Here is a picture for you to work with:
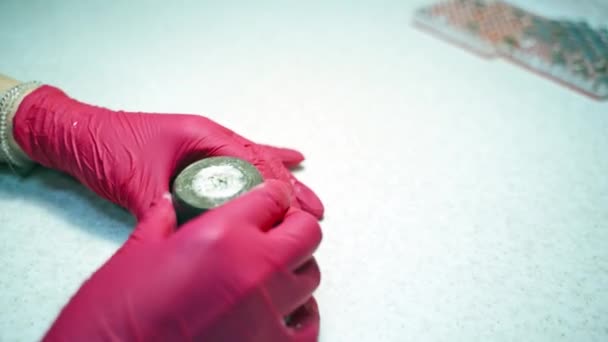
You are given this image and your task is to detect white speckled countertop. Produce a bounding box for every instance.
[1,1,607,341]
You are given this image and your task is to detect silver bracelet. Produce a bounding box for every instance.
[0,81,41,174]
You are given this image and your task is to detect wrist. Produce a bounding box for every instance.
[8,88,40,159]
[0,81,41,173]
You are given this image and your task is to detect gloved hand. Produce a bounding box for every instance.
[44,180,322,342]
[13,85,323,220]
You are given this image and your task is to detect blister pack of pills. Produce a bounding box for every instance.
[414,0,608,99]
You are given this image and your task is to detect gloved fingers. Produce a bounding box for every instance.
[292,177,325,220]
[190,135,279,181]
[285,297,321,342]
[269,208,322,270]
[255,160,303,212]
[125,193,176,247]
[288,259,321,315]
[196,139,272,177]
[255,151,324,219]
[204,179,292,232]
[259,144,305,168]
[271,163,322,218]
[186,116,303,168]
[265,257,321,318]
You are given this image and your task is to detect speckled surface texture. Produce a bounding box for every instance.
[1,1,607,341]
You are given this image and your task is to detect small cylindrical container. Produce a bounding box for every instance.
[172,157,263,224]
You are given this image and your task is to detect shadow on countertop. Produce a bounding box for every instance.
[0,165,134,244]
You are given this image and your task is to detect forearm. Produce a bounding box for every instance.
[0,73,40,165]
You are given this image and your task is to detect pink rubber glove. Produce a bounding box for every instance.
[13,85,323,220]
[44,180,322,341]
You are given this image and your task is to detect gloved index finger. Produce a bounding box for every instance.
[210,179,292,231]
[125,193,177,247]
[259,144,305,168]
[269,208,322,271]
[292,177,325,220]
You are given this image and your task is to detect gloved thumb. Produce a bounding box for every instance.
[126,193,177,247]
